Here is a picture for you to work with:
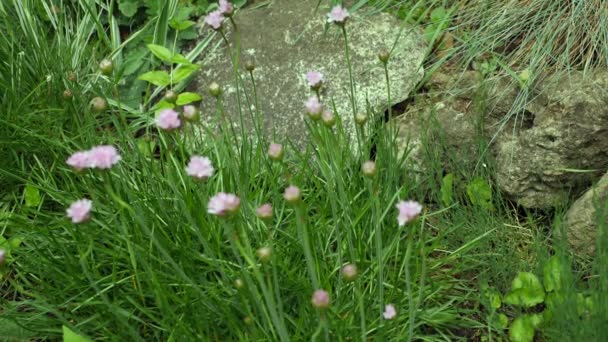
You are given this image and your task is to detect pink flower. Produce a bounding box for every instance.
[321,110,335,127]
[327,5,350,24]
[66,199,92,224]
[268,143,284,161]
[88,145,121,169]
[156,109,181,130]
[256,203,273,220]
[182,105,199,122]
[383,304,397,320]
[341,264,358,282]
[186,156,214,180]
[283,185,301,203]
[218,0,234,16]
[311,289,330,309]
[306,71,323,89]
[305,96,322,119]
[204,10,225,30]
[66,151,91,171]
[208,192,241,216]
[396,200,422,226]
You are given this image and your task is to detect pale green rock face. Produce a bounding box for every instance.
[194,0,426,151]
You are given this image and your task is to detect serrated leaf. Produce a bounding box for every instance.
[171,53,191,65]
[441,173,454,206]
[509,315,536,342]
[118,0,141,18]
[24,185,41,207]
[62,325,90,342]
[147,44,173,63]
[138,70,171,86]
[172,64,199,83]
[543,255,563,292]
[176,92,201,105]
[504,272,545,307]
[122,47,149,76]
[466,177,494,211]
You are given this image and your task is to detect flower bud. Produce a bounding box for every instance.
[256,246,272,263]
[208,82,222,97]
[243,316,254,325]
[355,113,367,126]
[267,143,284,161]
[341,263,358,282]
[182,105,200,122]
[321,110,336,127]
[234,278,245,289]
[283,185,301,203]
[256,204,273,220]
[245,61,256,72]
[311,289,330,309]
[361,161,377,177]
[378,49,390,64]
[99,58,113,75]
[164,90,178,104]
[67,71,77,82]
[90,97,108,113]
[63,89,73,100]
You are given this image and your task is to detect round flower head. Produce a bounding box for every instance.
[396,200,423,226]
[306,71,323,89]
[182,105,200,122]
[361,160,377,177]
[256,246,272,263]
[327,5,350,25]
[156,109,181,131]
[311,289,330,309]
[208,192,241,216]
[66,151,91,171]
[88,145,121,169]
[268,143,284,161]
[66,199,93,224]
[383,304,397,320]
[218,0,234,16]
[283,185,301,203]
[204,10,225,30]
[321,110,335,127]
[256,203,273,220]
[341,263,358,282]
[186,156,214,180]
[305,96,322,120]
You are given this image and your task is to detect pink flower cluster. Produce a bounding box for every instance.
[204,0,233,30]
[66,199,93,223]
[186,156,214,180]
[327,5,350,24]
[396,200,423,226]
[66,145,122,171]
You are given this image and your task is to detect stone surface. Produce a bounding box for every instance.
[396,69,608,209]
[195,0,426,150]
[565,171,608,258]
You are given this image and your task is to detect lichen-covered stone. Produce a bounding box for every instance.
[195,0,426,150]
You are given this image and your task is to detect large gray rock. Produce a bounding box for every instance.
[195,0,426,149]
[565,171,608,258]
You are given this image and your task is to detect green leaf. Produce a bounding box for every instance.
[509,315,536,342]
[138,70,171,87]
[497,313,509,329]
[576,293,595,317]
[153,100,175,111]
[504,272,545,307]
[118,0,141,18]
[136,138,156,157]
[147,44,173,63]
[176,92,202,105]
[62,325,90,342]
[9,237,22,250]
[430,7,447,23]
[24,185,41,207]
[171,64,199,83]
[171,53,191,65]
[466,177,494,211]
[543,255,563,292]
[170,19,195,31]
[440,173,454,206]
[122,47,149,76]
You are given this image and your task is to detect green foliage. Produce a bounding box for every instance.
[62,326,90,342]
[503,272,545,307]
[440,173,454,206]
[466,177,494,211]
[509,314,542,342]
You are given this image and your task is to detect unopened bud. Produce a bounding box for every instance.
[182,105,200,122]
[243,316,254,325]
[256,204,273,220]
[63,89,73,100]
[256,246,272,263]
[164,90,178,104]
[234,278,245,289]
[99,59,113,75]
[361,161,377,177]
[378,49,390,64]
[67,71,77,82]
[245,61,256,72]
[267,143,284,161]
[208,82,222,97]
[321,110,336,127]
[311,289,330,309]
[355,113,367,126]
[341,263,358,282]
[90,97,108,113]
[283,185,301,203]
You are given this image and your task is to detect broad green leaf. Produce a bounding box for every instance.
[466,177,494,211]
[147,44,173,63]
[497,314,509,329]
[153,100,175,111]
[170,19,195,31]
[440,173,454,206]
[62,325,90,342]
[430,7,447,23]
[138,71,171,87]
[136,138,156,157]
[24,185,41,207]
[122,47,149,76]
[9,237,22,249]
[118,0,141,18]
[171,53,191,65]
[545,291,564,310]
[172,64,200,83]
[509,315,536,342]
[504,272,545,307]
[576,293,595,317]
[176,92,202,105]
[543,255,563,292]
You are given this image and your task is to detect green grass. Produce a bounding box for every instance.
[1,0,607,341]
